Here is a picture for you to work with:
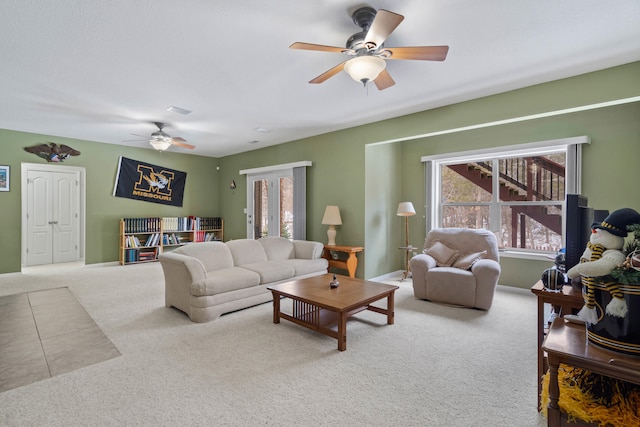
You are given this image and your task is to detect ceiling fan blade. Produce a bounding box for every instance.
[309,61,346,84]
[122,139,146,142]
[290,42,351,54]
[383,46,449,61]
[374,69,395,90]
[364,9,404,49]
[171,137,195,150]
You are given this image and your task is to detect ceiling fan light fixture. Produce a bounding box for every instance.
[149,137,172,151]
[344,55,386,85]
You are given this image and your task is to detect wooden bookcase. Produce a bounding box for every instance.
[119,216,224,265]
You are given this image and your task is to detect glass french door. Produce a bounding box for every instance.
[247,172,293,239]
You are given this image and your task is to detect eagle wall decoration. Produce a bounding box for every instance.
[24,142,81,162]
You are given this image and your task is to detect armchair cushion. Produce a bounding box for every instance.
[424,240,459,266]
[453,250,487,270]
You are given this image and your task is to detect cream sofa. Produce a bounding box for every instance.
[159,237,328,322]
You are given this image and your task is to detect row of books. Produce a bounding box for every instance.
[162,231,222,245]
[193,231,223,243]
[163,233,189,246]
[162,216,223,232]
[123,217,161,233]
[123,217,223,233]
[192,217,223,231]
[124,233,161,248]
[124,248,157,263]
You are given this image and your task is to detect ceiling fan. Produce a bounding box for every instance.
[126,122,195,151]
[290,6,449,90]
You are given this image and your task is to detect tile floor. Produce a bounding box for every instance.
[0,287,120,393]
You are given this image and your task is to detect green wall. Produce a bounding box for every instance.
[1,61,639,289]
[0,130,220,273]
[365,142,403,278]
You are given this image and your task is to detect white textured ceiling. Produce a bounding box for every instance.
[2,0,639,157]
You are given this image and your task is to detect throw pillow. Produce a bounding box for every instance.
[424,240,459,266]
[453,250,487,270]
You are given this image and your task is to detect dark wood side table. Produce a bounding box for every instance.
[322,245,364,278]
[531,281,584,410]
[542,319,640,427]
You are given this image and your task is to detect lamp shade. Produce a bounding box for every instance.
[343,56,386,84]
[322,205,342,225]
[397,202,416,217]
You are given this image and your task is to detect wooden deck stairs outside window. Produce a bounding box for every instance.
[447,156,564,249]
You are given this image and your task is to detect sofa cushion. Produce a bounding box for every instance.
[258,237,295,260]
[173,241,234,272]
[239,261,295,284]
[424,240,459,267]
[226,239,268,265]
[280,258,328,276]
[190,267,260,296]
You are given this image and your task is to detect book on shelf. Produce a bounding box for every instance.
[144,233,160,247]
[158,216,222,232]
[195,217,222,230]
[162,217,179,232]
[204,232,222,241]
[121,216,223,265]
[137,250,157,261]
[125,235,142,248]
[123,217,161,233]
[125,248,138,263]
[161,233,185,245]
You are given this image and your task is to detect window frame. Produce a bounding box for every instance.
[421,136,589,257]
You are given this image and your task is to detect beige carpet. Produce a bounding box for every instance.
[0,262,546,426]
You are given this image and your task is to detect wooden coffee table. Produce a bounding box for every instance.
[267,273,399,351]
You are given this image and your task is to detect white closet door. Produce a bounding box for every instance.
[26,170,79,266]
[52,171,79,263]
[26,170,54,266]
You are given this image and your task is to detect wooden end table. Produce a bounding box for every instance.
[542,318,640,427]
[322,245,364,278]
[267,273,398,351]
[531,280,584,410]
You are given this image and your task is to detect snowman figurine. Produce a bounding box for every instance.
[565,208,640,324]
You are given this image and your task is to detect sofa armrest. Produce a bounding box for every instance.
[159,252,207,287]
[292,240,324,260]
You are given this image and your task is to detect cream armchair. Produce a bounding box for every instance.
[409,228,501,310]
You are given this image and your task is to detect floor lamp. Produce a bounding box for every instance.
[397,202,416,281]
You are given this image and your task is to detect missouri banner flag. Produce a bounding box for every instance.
[113,157,187,207]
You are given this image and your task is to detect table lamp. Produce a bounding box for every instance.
[322,205,342,246]
[397,202,416,280]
